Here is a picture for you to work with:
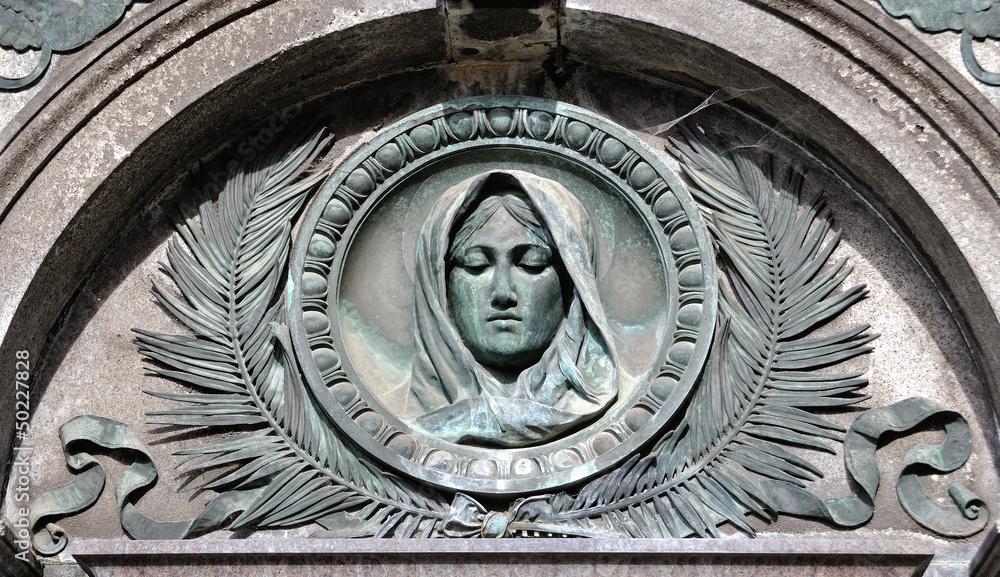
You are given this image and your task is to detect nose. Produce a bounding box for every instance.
[490,265,517,309]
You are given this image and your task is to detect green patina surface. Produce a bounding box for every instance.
[0,0,137,89]
[879,0,1000,84]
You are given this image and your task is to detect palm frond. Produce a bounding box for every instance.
[549,125,874,537]
[137,126,451,535]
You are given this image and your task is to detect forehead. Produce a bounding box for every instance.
[464,206,548,250]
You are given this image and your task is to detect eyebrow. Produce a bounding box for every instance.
[462,241,552,253]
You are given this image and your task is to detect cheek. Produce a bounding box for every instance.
[448,272,488,329]
[518,271,564,328]
[543,274,564,310]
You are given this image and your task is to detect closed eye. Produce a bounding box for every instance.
[518,262,548,274]
[452,248,491,274]
[459,262,489,274]
[517,245,552,273]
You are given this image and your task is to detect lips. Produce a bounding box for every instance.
[486,311,521,322]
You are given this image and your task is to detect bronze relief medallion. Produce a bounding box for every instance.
[288,97,717,494]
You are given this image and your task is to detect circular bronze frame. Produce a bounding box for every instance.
[288,97,717,494]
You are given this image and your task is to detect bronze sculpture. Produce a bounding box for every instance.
[406,170,619,446]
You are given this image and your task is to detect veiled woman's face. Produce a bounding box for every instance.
[448,206,565,370]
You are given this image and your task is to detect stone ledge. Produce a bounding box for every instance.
[69,538,935,576]
[971,522,1000,577]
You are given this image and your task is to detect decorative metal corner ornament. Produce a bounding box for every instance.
[30,98,990,553]
[877,0,1000,85]
[0,0,136,90]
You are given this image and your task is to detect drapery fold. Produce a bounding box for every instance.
[407,170,618,445]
